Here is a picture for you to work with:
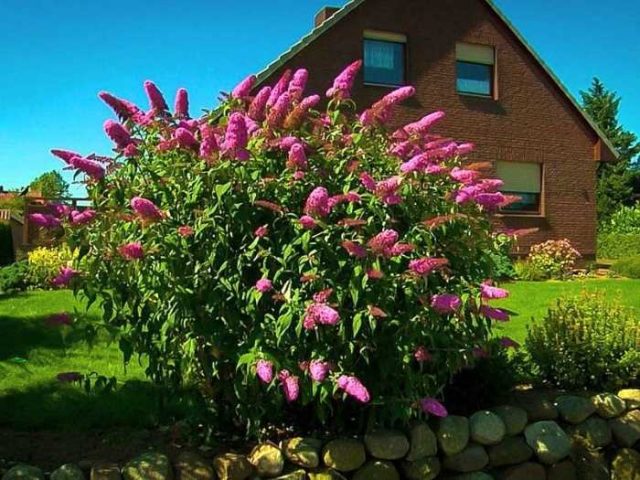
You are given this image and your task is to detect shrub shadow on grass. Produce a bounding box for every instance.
[0,379,203,431]
[0,313,94,361]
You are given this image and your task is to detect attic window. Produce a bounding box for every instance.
[363,30,407,87]
[456,43,495,97]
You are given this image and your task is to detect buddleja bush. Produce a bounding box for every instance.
[46,61,520,432]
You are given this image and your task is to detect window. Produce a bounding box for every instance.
[456,43,495,97]
[496,161,542,214]
[363,31,406,86]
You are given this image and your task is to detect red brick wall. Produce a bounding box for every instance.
[260,0,599,257]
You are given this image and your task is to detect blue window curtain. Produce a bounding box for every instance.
[364,39,405,86]
[456,62,492,96]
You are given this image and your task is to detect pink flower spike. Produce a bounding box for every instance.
[51,149,82,164]
[173,88,189,118]
[409,258,449,276]
[267,69,292,108]
[256,360,274,384]
[304,187,331,218]
[69,156,106,180]
[231,74,256,99]
[278,370,300,403]
[248,86,272,121]
[287,143,308,171]
[288,68,309,100]
[480,281,509,300]
[431,294,461,314]
[401,111,446,136]
[309,360,331,383]
[70,209,96,226]
[342,240,367,258]
[98,91,141,121]
[326,60,362,99]
[420,397,448,417]
[174,127,198,149]
[254,225,268,238]
[450,167,480,185]
[366,268,384,280]
[103,120,133,149]
[310,303,340,326]
[480,305,510,322]
[299,215,317,230]
[367,229,399,256]
[28,213,61,229]
[266,92,292,129]
[119,242,144,261]
[500,337,520,350]
[144,80,168,112]
[222,112,249,160]
[178,225,194,237]
[255,278,273,293]
[414,346,432,363]
[51,266,78,288]
[337,375,370,403]
[130,197,163,222]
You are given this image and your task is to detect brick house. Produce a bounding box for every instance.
[254,0,618,258]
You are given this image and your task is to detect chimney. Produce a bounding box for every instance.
[314,6,340,28]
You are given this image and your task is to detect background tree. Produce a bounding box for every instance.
[29,171,69,199]
[580,78,640,222]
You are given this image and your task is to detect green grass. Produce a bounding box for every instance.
[493,278,640,344]
[0,290,197,430]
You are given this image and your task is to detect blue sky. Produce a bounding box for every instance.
[1,0,638,195]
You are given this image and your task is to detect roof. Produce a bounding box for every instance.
[254,0,619,160]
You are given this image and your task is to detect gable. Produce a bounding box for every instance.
[254,0,618,161]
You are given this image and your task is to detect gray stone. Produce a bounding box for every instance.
[610,410,640,447]
[401,457,440,480]
[213,453,252,480]
[352,461,399,480]
[555,395,596,424]
[570,416,612,448]
[308,469,347,480]
[174,452,214,480]
[437,415,470,456]
[442,444,489,473]
[548,460,577,480]
[281,437,322,468]
[364,430,410,460]
[592,393,627,418]
[524,420,571,465]
[619,389,640,409]
[272,470,307,480]
[500,462,546,480]
[487,436,533,467]
[611,448,640,480]
[122,452,172,480]
[450,474,494,480]
[513,391,558,421]
[2,465,44,480]
[248,443,284,477]
[90,463,121,480]
[322,439,366,472]
[51,464,85,480]
[469,411,506,445]
[491,405,528,436]
[406,423,438,461]
[571,436,610,480]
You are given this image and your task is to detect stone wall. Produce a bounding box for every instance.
[2,389,639,480]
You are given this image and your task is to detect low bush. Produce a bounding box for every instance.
[488,236,517,280]
[526,293,640,391]
[527,239,580,279]
[0,223,14,266]
[513,259,546,281]
[0,260,32,294]
[602,203,640,234]
[597,232,640,260]
[27,245,76,288]
[611,256,640,279]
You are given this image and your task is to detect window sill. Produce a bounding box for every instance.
[495,212,546,219]
[364,82,405,89]
[458,92,496,100]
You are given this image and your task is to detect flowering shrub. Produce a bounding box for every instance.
[27,245,77,287]
[526,239,580,280]
[51,62,517,432]
[526,293,640,390]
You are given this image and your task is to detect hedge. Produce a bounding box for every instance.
[611,256,640,279]
[597,232,640,260]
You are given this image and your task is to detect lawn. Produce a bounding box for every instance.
[493,278,640,344]
[0,290,195,430]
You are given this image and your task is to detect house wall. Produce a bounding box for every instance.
[259,0,599,257]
